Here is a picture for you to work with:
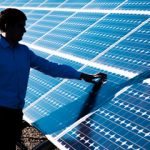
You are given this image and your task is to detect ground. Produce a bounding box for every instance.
[16,122,58,150]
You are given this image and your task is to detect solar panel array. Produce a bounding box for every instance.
[0,0,150,149]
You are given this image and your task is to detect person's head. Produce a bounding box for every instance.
[0,8,27,46]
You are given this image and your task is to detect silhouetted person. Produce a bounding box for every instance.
[0,8,106,150]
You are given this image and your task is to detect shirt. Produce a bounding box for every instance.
[0,35,81,109]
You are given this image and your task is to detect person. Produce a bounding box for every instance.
[0,8,107,150]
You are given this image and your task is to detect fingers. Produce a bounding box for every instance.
[94,73,107,81]
[80,72,107,83]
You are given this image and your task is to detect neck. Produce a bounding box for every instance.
[1,32,18,48]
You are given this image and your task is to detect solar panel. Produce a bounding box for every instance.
[0,0,149,149]
[57,72,150,149]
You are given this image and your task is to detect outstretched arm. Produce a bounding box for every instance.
[29,49,107,82]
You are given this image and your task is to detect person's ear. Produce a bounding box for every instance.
[3,23,12,32]
[4,24,6,32]
[1,23,7,32]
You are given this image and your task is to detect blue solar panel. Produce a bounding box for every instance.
[58,81,150,150]
[0,0,149,149]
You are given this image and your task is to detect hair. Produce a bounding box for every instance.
[0,8,27,32]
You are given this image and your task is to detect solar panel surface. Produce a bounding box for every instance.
[0,0,149,149]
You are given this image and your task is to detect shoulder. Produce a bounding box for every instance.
[18,43,30,51]
[18,43,34,55]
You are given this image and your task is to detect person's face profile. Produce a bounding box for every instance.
[6,20,26,43]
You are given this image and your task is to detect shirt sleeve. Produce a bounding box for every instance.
[29,50,81,79]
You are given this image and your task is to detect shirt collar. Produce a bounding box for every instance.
[0,35,10,48]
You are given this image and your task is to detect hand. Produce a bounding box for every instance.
[80,72,107,83]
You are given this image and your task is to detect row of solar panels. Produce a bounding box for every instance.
[24,2,150,148]
[0,0,150,149]
[24,14,149,72]
[0,0,150,10]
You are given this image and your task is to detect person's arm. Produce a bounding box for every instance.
[29,50,107,82]
[29,50,81,79]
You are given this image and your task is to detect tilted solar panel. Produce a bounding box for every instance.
[57,72,150,149]
[0,0,149,149]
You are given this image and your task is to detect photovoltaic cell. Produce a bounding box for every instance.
[0,0,149,149]
[121,0,150,11]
